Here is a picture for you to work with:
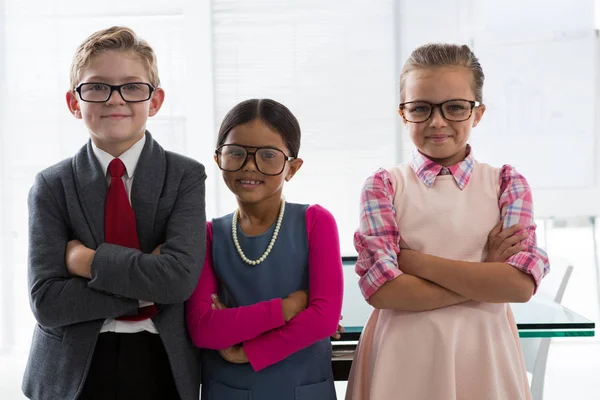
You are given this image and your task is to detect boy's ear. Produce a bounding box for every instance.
[66,90,82,119]
[148,88,165,117]
[397,109,408,125]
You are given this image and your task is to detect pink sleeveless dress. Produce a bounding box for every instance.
[346,162,532,400]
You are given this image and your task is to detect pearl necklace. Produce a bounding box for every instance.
[232,200,285,266]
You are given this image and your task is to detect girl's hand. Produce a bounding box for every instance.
[213,290,309,322]
[211,294,226,310]
[396,249,421,275]
[331,315,344,340]
[485,222,528,263]
[218,345,249,364]
[281,290,309,322]
[210,297,250,363]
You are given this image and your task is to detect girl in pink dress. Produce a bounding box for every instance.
[345,43,550,400]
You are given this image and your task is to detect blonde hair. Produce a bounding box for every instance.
[399,43,484,102]
[69,26,160,90]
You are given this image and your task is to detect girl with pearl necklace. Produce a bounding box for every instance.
[186,99,344,400]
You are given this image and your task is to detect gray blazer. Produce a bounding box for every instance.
[22,132,206,400]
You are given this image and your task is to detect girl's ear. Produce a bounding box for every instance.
[472,104,486,127]
[285,158,303,181]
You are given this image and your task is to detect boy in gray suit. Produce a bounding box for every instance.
[22,26,206,400]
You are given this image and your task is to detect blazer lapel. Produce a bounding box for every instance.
[131,131,166,253]
[72,141,107,248]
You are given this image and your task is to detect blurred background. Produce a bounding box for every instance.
[1,0,600,398]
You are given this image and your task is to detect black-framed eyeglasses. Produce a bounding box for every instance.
[215,144,295,176]
[399,99,481,123]
[75,82,155,103]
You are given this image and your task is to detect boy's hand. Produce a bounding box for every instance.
[282,290,309,322]
[218,345,249,364]
[151,244,162,255]
[65,240,95,279]
[486,222,528,263]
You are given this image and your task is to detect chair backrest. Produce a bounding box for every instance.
[522,260,573,371]
[538,256,574,303]
[521,259,574,400]
[554,264,573,303]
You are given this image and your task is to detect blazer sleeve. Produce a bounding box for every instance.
[88,161,207,304]
[27,172,139,329]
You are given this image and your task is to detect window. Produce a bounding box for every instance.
[0,0,216,353]
[211,0,399,254]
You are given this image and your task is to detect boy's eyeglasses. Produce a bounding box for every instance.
[399,99,481,123]
[75,82,155,103]
[215,144,295,176]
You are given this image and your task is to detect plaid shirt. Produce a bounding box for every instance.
[354,146,550,300]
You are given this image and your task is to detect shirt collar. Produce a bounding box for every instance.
[91,134,147,178]
[409,144,474,190]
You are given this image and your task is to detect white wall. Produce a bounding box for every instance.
[1,1,600,399]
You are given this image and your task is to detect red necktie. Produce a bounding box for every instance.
[105,158,157,321]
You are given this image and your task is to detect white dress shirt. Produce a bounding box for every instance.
[92,134,158,334]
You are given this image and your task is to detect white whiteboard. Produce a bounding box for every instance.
[471,30,597,190]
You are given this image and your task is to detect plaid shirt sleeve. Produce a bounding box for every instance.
[353,168,403,300]
[499,165,550,292]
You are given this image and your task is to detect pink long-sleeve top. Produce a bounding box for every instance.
[185,204,344,372]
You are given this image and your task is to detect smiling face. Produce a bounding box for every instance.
[400,66,485,166]
[216,118,303,206]
[66,50,164,156]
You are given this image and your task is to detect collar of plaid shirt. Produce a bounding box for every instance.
[409,144,475,190]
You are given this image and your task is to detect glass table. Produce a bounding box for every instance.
[337,293,595,341]
[331,292,595,380]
